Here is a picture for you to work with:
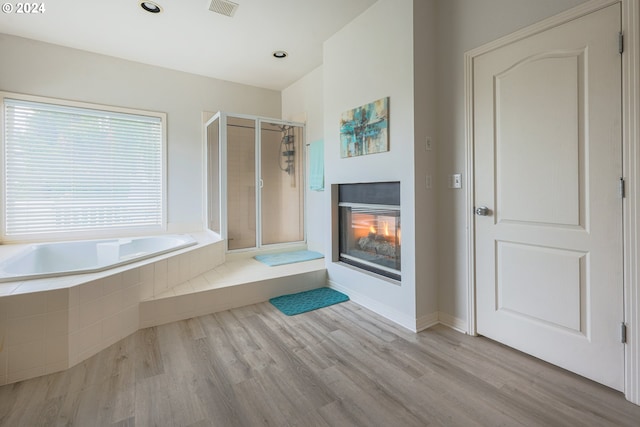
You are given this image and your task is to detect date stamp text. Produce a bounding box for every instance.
[2,3,46,13]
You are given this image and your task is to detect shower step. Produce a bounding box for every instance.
[139,256,326,328]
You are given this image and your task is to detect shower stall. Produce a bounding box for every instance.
[205,113,305,252]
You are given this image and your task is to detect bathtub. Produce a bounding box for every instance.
[0,234,197,282]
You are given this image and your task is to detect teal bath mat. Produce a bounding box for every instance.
[254,250,323,267]
[269,288,349,316]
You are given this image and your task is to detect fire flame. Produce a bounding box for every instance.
[383,221,389,236]
[369,225,376,234]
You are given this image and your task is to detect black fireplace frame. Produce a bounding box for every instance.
[338,182,401,281]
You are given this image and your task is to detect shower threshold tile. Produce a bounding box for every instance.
[150,257,325,300]
[189,276,210,291]
[171,282,194,296]
[0,282,20,296]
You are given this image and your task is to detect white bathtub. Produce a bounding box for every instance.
[0,234,197,282]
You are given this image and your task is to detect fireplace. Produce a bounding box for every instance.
[338,182,400,280]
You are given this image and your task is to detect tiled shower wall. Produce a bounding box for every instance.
[0,240,224,385]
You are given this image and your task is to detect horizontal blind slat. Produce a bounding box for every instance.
[4,97,164,238]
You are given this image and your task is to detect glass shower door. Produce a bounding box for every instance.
[226,117,257,250]
[206,113,305,251]
[259,121,304,246]
[205,115,220,234]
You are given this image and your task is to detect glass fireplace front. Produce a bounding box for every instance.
[339,203,401,280]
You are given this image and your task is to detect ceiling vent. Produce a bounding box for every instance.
[209,0,239,17]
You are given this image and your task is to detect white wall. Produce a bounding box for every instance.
[0,34,281,234]
[281,66,325,253]
[322,0,438,330]
[434,0,590,327]
[413,0,439,324]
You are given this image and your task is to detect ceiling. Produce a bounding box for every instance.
[0,0,377,91]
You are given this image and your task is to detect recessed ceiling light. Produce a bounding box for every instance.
[273,51,288,59]
[140,1,162,13]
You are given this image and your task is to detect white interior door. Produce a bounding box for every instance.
[474,4,624,390]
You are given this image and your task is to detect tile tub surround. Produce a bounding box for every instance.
[0,233,225,385]
[139,257,327,328]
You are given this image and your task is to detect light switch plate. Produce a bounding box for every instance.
[449,174,462,189]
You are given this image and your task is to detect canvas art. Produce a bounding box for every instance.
[340,97,389,158]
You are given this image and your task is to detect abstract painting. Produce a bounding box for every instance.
[340,97,389,158]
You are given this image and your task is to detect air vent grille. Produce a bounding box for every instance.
[209,0,238,17]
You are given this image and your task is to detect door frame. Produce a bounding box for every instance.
[463,0,640,405]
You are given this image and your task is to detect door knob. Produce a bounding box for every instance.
[475,206,490,216]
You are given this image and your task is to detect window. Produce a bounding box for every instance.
[1,93,166,241]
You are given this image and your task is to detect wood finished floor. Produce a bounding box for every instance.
[1,300,639,427]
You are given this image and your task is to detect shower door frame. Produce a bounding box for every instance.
[205,112,307,253]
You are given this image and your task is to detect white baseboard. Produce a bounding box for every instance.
[416,312,439,332]
[329,280,428,332]
[438,311,469,334]
[326,281,472,335]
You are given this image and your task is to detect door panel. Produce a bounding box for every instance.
[496,242,585,332]
[474,4,623,390]
[495,51,584,227]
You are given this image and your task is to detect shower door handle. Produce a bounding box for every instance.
[259,179,264,189]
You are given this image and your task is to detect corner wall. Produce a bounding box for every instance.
[322,0,437,330]
[281,66,325,253]
[413,0,439,327]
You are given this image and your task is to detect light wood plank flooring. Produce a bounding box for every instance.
[1,300,639,426]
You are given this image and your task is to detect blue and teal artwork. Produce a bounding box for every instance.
[340,97,389,158]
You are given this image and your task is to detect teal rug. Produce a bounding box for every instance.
[254,250,323,267]
[269,288,349,316]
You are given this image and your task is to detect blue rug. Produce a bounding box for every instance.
[269,288,349,316]
[254,250,323,267]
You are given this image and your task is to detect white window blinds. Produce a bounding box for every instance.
[3,97,164,238]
